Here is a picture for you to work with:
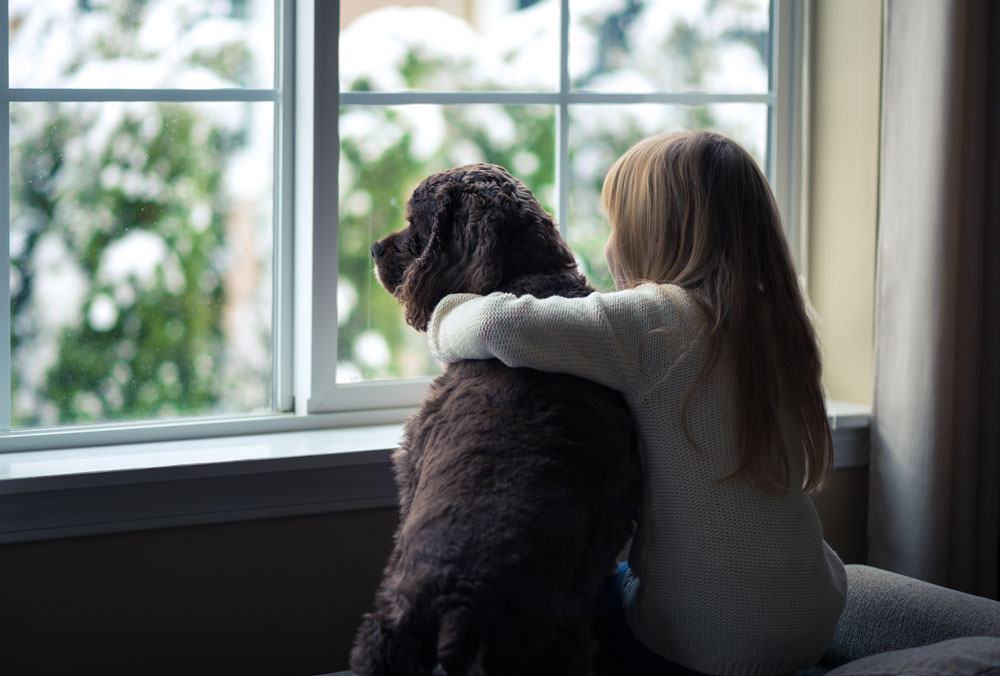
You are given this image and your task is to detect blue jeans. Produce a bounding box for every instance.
[595,563,708,676]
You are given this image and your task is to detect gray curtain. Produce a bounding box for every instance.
[870,0,1000,599]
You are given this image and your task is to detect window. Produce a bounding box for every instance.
[5,0,291,444]
[4,0,803,450]
[4,0,283,428]
[335,0,778,389]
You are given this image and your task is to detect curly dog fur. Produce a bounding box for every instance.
[352,163,642,676]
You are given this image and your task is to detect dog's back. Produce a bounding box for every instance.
[351,358,639,676]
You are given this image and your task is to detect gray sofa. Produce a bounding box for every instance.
[805,564,1000,675]
[327,565,1000,675]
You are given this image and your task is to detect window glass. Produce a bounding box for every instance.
[569,0,771,93]
[8,0,277,430]
[338,103,555,383]
[8,0,275,89]
[567,103,769,291]
[340,1,559,92]
[10,101,274,427]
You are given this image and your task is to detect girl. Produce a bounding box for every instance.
[427,131,846,676]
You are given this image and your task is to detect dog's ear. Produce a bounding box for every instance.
[462,179,519,288]
[396,181,467,331]
[396,175,515,331]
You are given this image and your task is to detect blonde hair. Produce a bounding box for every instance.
[601,131,832,494]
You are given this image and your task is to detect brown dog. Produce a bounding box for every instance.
[351,163,641,676]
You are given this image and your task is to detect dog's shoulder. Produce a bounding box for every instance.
[404,360,634,475]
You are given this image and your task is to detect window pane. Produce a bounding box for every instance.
[8,0,275,89]
[338,104,556,383]
[340,1,558,92]
[567,103,769,291]
[9,101,274,428]
[570,0,770,93]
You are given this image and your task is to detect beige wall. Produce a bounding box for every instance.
[807,0,882,406]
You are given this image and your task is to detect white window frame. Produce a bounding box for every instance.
[1,0,809,454]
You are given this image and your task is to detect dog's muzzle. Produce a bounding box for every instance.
[371,241,386,259]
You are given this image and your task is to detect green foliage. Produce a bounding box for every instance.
[47,108,231,423]
[9,1,265,428]
[11,103,237,425]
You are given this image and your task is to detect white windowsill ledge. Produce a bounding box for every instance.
[0,401,870,545]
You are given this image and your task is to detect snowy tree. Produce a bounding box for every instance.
[9,0,273,425]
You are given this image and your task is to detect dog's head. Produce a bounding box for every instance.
[371,163,580,331]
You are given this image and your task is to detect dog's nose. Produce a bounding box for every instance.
[371,241,385,259]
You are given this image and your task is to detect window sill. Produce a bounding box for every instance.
[0,425,403,544]
[0,401,870,544]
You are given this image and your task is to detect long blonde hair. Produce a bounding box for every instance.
[601,131,832,494]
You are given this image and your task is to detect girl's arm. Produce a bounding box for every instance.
[427,285,674,392]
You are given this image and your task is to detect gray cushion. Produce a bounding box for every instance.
[827,566,1000,665]
[823,637,1000,676]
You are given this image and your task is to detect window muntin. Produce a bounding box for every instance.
[6,0,281,431]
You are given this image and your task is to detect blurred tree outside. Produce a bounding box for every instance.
[9,0,274,427]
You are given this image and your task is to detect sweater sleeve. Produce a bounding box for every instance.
[427,286,674,392]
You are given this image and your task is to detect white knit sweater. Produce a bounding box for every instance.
[427,283,847,676]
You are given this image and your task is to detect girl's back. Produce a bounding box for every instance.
[609,284,845,674]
